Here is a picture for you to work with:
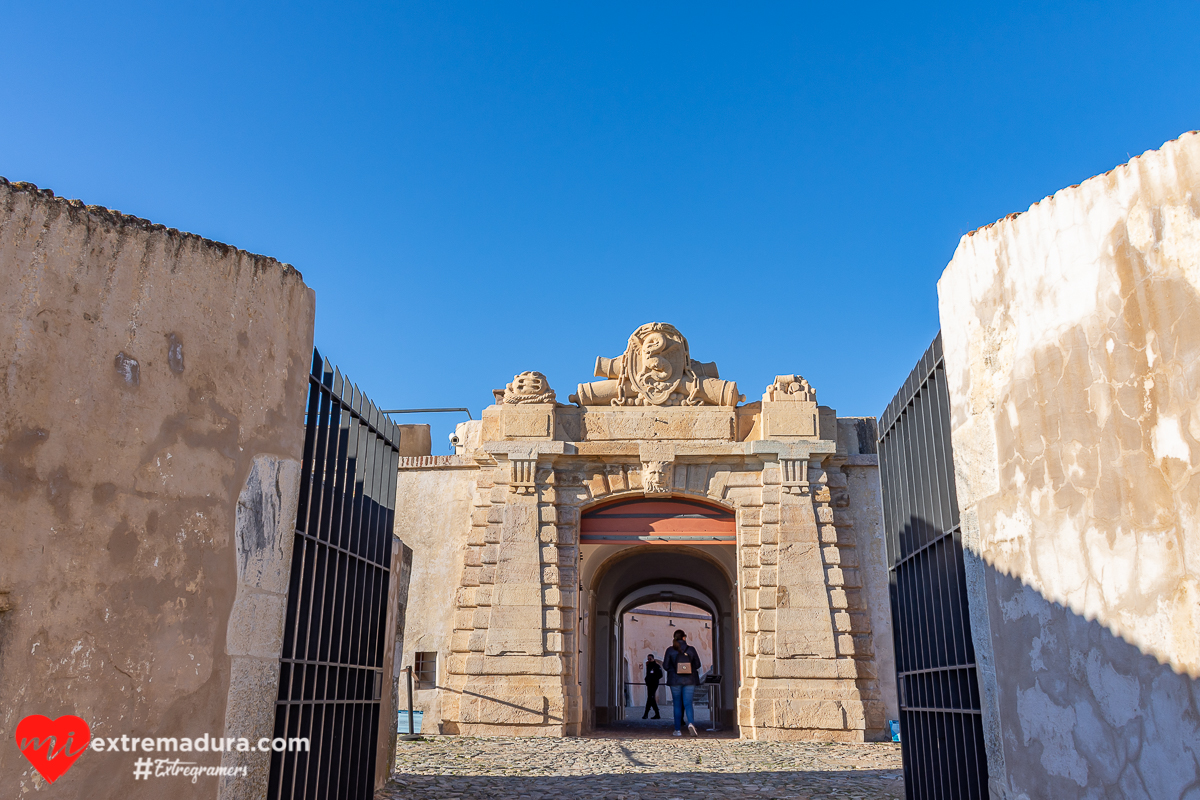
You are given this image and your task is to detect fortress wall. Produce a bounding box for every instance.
[0,179,315,798]
[938,132,1200,799]
[393,460,479,732]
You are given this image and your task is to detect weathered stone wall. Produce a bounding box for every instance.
[0,179,315,796]
[938,132,1200,799]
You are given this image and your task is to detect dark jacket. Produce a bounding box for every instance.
[662,643,701,686]
[644,660,664,686]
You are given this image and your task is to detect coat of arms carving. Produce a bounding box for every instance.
[570,323,742,407]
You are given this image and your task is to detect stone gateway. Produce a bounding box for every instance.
[394,324,898,740]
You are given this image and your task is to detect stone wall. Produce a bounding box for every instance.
[938,132,1200,799]
[0,179,315,796]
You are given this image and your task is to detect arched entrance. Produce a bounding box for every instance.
[581,497,739,732]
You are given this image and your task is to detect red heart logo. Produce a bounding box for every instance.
[15,715,91,783]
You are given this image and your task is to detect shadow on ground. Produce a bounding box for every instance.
[379,736,903,799]
[380,768,902,799]
[592,719,737,739]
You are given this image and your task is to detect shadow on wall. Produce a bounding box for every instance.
[980,561,1200,800]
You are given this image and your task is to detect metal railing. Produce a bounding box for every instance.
[878,334,988,800]
[267,349,402,800]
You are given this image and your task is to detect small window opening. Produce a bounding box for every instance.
[414,651,437,689]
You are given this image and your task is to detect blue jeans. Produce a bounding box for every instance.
[670,684,695,730]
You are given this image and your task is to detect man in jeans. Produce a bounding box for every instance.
[642,653,663,719]
[662,629,702,736]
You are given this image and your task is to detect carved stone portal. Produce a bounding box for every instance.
[641,461,673,495]
[570,323,742,407]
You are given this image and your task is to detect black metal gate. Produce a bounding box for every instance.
[878,334,988,800]
[268,349,402,800]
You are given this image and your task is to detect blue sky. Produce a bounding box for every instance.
[4,2,1198,451]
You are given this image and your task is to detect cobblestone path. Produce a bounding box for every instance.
[379,734,904,800]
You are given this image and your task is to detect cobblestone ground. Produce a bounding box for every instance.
[379,730,904,800]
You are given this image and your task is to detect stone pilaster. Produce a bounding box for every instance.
[444,456,575,735]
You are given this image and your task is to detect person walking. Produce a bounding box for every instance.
[642,653,663,719]
[662,629,702,736]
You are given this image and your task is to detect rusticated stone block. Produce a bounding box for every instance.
[778,699,849,730]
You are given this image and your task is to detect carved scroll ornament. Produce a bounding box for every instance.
[764,374,815,403]
[493,371,556,405]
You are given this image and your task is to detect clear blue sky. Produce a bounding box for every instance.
[4,2,1198,451]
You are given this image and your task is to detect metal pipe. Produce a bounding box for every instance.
[380,407,473,420]
[405,666,415,736]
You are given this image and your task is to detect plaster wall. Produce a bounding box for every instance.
[938,131,1200,799]
[393,459,477,730]
[0,179,315,797]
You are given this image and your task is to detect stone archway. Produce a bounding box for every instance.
[585,537,734,734]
